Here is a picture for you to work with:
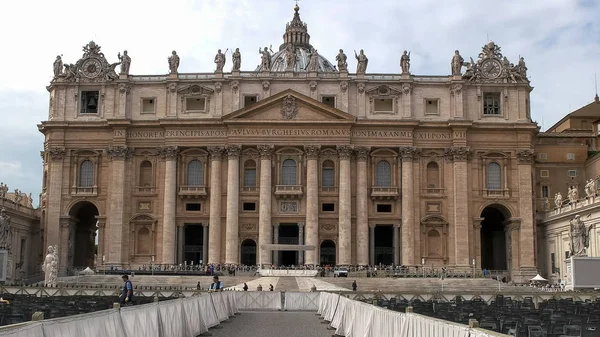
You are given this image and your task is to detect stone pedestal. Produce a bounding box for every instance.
[564,257,573,290]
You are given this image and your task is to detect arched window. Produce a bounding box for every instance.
[375,160,391,187]
[282,159,297,185]
[139,160,153,186]
[244,160,257,187]
[426,162,439,188]
[322,160,335,187]
[137,227,150,255]
[79,160,94,187]
[486,162,502,190]
[187,160,203,186]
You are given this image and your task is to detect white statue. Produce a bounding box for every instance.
[543,198,549,211]
[554,192,563,210]
[585,179,597,199]
[569,186,579,204]
[42,245,58,286]
[0,208,11,250]
[569,215,592,257]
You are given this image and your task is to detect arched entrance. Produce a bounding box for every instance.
[68,201,99,268]
[320,240,336,266]
[240,239,257,265]
[480,204,510,271]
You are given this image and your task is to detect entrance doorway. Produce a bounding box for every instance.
[374,225,393,265]
[240,239,257,265]
[277,223,299,266]
[480,205,509,271]
[68,201,99,268]
[320,240,336,266]
[184,224,203,264]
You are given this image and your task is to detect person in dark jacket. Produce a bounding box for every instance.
[243,283,248,291]
[120,275,134,304]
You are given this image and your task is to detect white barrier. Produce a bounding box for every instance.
[284,292,320,311]
[234,291,282,310]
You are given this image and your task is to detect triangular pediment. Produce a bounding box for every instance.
[222,89,356,123]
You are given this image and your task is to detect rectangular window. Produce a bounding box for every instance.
[185,203,201,211]
[243,202,256,211]
[541,185,549,198]
[322,168,334,187]
[425,99,439,115]
[566,153,575,161]
[186,97,206,111]
[538,153,547,160]
[321,96,336,108]
[244,95,258,107]
[567,170,578,177]
[551,253,556,273]
[483,93,501,115]
[141,98,156,114]
[376,204,392,213]
[322,203,335,212]
[374,98,393,112]
[80,91,99,114]
[244,168,256,187]
[540,170,549,178]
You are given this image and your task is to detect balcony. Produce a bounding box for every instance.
[133,186,157,196]
[240,186,259,194]
[275,185,303,199]
[483,189,510,199]
[70,186,97,197]
[179,185,208,198]
[370,187,399,200]
[319,186,338,194]
[422,188,446,198]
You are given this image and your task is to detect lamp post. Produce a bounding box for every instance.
[151,256,155,276]
[102,255,105,275]
[472,258,476,278]
[421,258,425,278]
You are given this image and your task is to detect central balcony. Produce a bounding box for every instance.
[483,188,510,199]
[179,185,208,198]
[70,186,98,197]
[370,187,399,200]
[275,185,303,199]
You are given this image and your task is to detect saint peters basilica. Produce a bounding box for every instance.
[34,4,540,282]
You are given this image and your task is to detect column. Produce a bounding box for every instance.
[207,147,224,264]
[177,224,184,263]
[59,216,75,275]
[107,145,134,266]
[400,147,417,265]
[355,147,370,266]
[393,224,400,265]
[516,150,536,270]
[225,145,241,264]
[304,145,320,266]
[273,223,279,266]
[505,220,521,273]
[160,146,178,265]
[447,146,470,267]
[257,145,274,267]
[337,145,353,265]
[46,148,66,255]
[94,216,106,269]
[472,218,483,269]
[298,222,305,265]
[202,223,209,264]
[369,224,375,266]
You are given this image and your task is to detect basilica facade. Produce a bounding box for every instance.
[39,5,538,281]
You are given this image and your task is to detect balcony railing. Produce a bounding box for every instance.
[483,189,510,198]
[241,186,259,193]
[134,186,156,195]
[275,185,303,199]
[71,186,97,196]
[319,187,338,193]
[370,186,399,200]
[422,188,446,197]
[179,185,208,198]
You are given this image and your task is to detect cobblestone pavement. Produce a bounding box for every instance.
[210,312,332,337]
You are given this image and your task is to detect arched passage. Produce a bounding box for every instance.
[240,239,257,265]
[68,201,99,268]
[320,240,336,266]
[480,204,510,271]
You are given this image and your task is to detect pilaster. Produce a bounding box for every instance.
[472,217,483,269]
[225,145,241,264]
[207,147,224,264]
[95,215,106,269]
[46,148,66,254]
[399,146,419,265]
[258,145,274,266]
[202,223,209,264]
[516,149,535,269]
[445,146,471,267]
[272,223,279,266]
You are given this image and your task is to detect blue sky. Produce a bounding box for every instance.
[0,0,598,205]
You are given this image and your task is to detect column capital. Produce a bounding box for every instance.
[369,223,376,229]
[226,145,242,158]
[399,146,421,161]
[355,146,371,161]
[298,222,305,228]
[516,149,535,164]
[444,146,471,162]
[95,215,106,228]
[472,217,484,229]
[106,146,135,160]
[272,223,279,228]
[304,145,321,160]
[158,146,179,160]
[207,146,225,160]
[202,222,209,228]
[48,147,66,161]
[393,223,402,229]
[257,145,275,158]
[336,145,354,160]
[504,218,522,232]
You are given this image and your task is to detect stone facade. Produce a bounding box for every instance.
[39,6,537,281]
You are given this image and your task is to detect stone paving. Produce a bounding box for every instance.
[210,312,331,337]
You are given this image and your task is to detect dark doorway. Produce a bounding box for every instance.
[240,239,257,265]
[320,240,336,266]
[278,223,299,266]
[184,224,203,264]
[374,225,394,265]
[481,206,508,270]
[68,201,99,268]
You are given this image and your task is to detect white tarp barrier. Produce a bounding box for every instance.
[284,292,320,311]
[120,302,160,337]
[0,322,44,337]
[226,291,239,314]
[235,291,282,310]
[211,292,229,321]
[370,306,408,337]
[158,299,189,337]
[405,313,470,337]
[41,308,126,337]
[328,294,348,329]
[182,297,208,337]
[318,292,340,321]
[335,297,374,337]
[198,294,219,328]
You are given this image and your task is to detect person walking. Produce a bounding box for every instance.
[243,283,248,291]
[120,275,134,304]
[269,284,274,291]
[352,280,357,291]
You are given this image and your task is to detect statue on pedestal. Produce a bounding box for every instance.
[554,192,563,210]
[336,49,347,72]
[285,43,296,71]
[354,49,368,74]
[214,49,226,72]
[584,179,597,199]
[543,198,549,211]
[232,48,241,71]
[0,183,7,199]
[168,51,180,74]
[400,50,411,74]
[53,56,63,78]
[451,50,464,76]
[118,51,131,75]
[569,215,592,256]
[0,208,11,251]
[42,245,58,286]
[568,186,579,204]
[307,49,319,72]
[259,46,272,71]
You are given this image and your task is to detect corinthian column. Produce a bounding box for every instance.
[225,145,241,264]
[400,146,418,265]
[355,147,370,266]
[257,145,274,267]
[159,146,178,265]
[337,145,353,265]
[304,145,320,266]
[207,147,224,264]
[445,146,471,267]
[516,149,535,270]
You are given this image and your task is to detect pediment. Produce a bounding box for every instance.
[365,85,402,97]
[421,214,448,225]
[177,84,214,96]
[223,89,356,123]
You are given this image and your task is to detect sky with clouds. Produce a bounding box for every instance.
[0,0,598,206]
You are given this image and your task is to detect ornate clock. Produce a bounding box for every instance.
[480,59,502,79]
[81,58,102,79]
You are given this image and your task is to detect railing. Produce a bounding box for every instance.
[422,188,445,196]
[70,186,97,196]
[319,187,338,193]
[370,186,399,199]
[178,185,208,197]
[240,186,258,193]
[134,186,156,195]
[275,185,303,198]
[482,189,510,198]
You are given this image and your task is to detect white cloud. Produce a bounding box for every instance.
[0,0,598,198]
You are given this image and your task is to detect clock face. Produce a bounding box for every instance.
[481,59,502,79]
[81,58,102,79]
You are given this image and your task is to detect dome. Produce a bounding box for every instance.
[255,5,337,73]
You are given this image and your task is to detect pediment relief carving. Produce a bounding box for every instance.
[276,147,304,155]
[370,148,398,157]
[320,148,338,159]
[241,148,259,159]
[136,149,158,157]
[131,214,156,222]
[365,85,402,97]
[71,149,101,157]
[479,151,509,159]
[180,148,209,157]
[421,214,449,225]
[177,84,214,96]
